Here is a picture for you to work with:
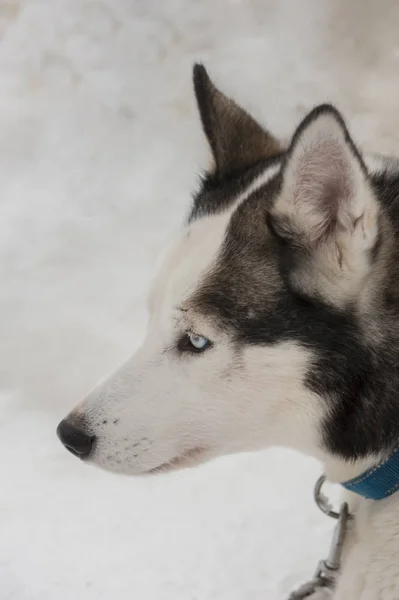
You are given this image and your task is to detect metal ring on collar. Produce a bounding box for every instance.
[314,475,354,520]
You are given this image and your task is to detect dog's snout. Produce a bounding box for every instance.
[57,419,95,459]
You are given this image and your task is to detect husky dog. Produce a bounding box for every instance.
[57,65,399,599]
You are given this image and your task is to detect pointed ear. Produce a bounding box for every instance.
[193,64,281,177]
[270,105,380,304]
[271,105,378,252]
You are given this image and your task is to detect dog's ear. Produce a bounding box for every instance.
[193,64,281,177]
[270,105,380,303]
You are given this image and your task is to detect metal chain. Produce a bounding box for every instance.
[287,475,353,599]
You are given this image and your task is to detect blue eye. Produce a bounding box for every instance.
[177,332,212,354]
[188,333,209,351]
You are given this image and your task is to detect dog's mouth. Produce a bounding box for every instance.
[147,447,207,474]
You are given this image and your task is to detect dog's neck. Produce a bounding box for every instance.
[274,397,395,502]
[278,410,383,486]
[322,453,382,485]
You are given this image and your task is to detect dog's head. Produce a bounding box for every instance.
[58,65,399,475]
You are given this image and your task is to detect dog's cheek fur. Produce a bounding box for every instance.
[70,335,323,474]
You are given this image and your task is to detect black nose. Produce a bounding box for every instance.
[57,419,95,459]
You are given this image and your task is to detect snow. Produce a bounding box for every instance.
[1,0,399,598]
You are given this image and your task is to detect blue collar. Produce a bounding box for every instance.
[342,446,399,500]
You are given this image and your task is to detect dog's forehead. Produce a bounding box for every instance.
[152,163,282,315]
[152,211,235,315]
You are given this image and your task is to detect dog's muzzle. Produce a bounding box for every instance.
[57,419,95,459]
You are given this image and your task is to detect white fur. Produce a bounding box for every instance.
[301,482,399,600]
[305,455,399,600]
[364,152,399,175]
[329,492,399,600]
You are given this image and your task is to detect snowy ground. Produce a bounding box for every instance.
[2,1,399,598]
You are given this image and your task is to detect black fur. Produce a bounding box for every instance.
[193,63,281,179]
[190,155,282,222]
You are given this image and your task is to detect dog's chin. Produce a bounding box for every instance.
[89,447,210,476]
[146,447,209,474]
